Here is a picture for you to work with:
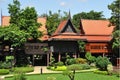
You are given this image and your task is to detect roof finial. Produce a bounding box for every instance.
[68,9,71,20]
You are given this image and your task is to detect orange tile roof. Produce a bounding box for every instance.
[1,16,10,26]
[49,35,86,41]
[84,35,112,42]
[81,19,114,35]
[53,20,67,35]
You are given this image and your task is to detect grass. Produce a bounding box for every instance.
[5,72,118,80]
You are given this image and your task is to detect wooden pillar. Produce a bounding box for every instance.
[47,54,49,66]
[58,53,61,62]
[103,53,105,57]
[75,53,77,58]
[32,55,34,66]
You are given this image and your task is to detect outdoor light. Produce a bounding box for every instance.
[10,46,14,72]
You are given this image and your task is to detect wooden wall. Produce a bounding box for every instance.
[85,42,112,54]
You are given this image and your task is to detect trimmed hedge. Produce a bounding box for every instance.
[50,66,67,71]
[14,67,34,73]
[94,70,108,75]
[0,69,9,75]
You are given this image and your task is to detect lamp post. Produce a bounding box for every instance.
[10,46,14,71]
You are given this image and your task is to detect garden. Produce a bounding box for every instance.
[1,52,119,80]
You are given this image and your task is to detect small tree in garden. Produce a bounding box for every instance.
[63,64,81,80]
[96,56,110,71]
[85,52,96,64]
[49,53,55,66]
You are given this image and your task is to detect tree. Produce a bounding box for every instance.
[46,10,68,35]
[8,0,20,25]
[96,56,110,71]
[108,0,120,49]
[72,10,106,29]
[8,0,42,42]
[0,25,28,47]
[77,40,85,52]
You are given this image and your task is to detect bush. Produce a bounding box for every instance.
[0,61,11,69]
[76,58,87,64]
[96,56,110,71]
[94,70,108,75]
[81,64,91,70]
[14,67,34,73]
[0,69,9,75]
[50,66,67,71]
[66,58,76,65]
[13,72,27,80]
[85,52,96,64]
[55,61,64,66]
[54,66,67,71]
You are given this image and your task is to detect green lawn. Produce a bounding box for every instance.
[5,72,119,80]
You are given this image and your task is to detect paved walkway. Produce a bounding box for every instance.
[27,66,62,74]
[0,66,96,80]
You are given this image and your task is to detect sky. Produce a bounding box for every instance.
[0,0,114,25]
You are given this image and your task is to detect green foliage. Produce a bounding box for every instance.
[0,61,11,69]
[49,53,55,66]
[14,67,34,73]
[75,58,87,64]
[55,61,64,66]
[108,0,120,49]
[72,10,106,29]
[67,64,90,70]
[94,70,108,75]
[8,0,20,25]
[96,56,110,71]
[85,52,96,64]
[46,10,68,35]
[0,26,28,47]
[66,59,76,65]
[13,72,27,80]
[50,66,67,71]
[0,69,9,75]
[77,40,85,52]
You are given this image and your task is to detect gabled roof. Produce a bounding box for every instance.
[80,19,114,35]
[53,19,78,35]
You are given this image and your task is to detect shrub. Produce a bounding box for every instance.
[13,72,27,80]
[0,61,11,69]
[55,61,64,66]
[0,69,9,75]
[66,58,76,65]
[54,66,67,71]
[96,56,110,71]
[85,52,96,64]
[76,58,87,64]
[14,67,34,73]
[67,64,90,71]
[94,70,108,75]
[81,64,90,70]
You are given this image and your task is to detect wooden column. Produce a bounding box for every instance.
[32,55,34,66]
[47,54,49,66]
[58,53,61,62]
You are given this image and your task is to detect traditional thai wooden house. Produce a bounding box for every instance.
[48,18,86,62]
[80,19,114,56]
[0,15,118,66]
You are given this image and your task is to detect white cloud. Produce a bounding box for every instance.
[60,2,66,6]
